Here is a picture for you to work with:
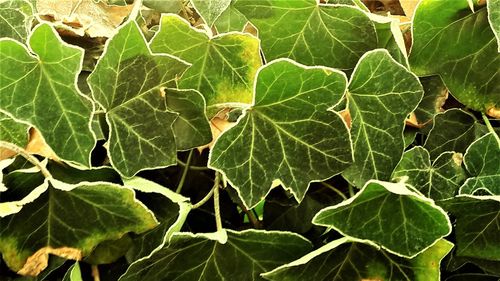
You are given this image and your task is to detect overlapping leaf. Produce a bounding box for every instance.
[409,0,500,116]
[88,21,192,177]
[119,230,312,281]
[209,59,352,208]
[424,109,488,160]
[213,0,247,32]
[488,0,500,51]
[0,0,32,42]
[192,0,231,27]
[0,112,28,148]
[392,147,466,200]
[262,238,453,281]
[415,76,448,128]
[342,49,424,187]
[0,24,95,166]
[234,0,377,69]
[313,180,451,258]
[459,133,500,195]
[0,179,157,276]
[150,14,261,111]
[440,195,500,261]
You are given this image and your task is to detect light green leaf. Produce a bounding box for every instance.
[0,24,96,166]
[214,0,247,32]
[459,133,500,195]
[0,179,157,275]
[414,76,448,130]
[313,180,451,258]
[409,0,500,115]
[0,0,33,42]
[342,49,424,187]
[440,195,500,261]
[143,0,183,13]
[262,237,453,281]
[191,0,231,27]
[234,0,377,69]
[123,177,191,261]
[62,262,82,281]
[488,0,500,51]
[150,14,261,111]
[392,147,467,200]
[88,20,190,177]
[119,229,312,281]
[0,112,29,148]
[164,88,211,151]
[424,109,488,160]
[209,59,352,208]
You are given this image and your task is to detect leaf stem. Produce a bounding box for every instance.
[321,182,348,200]
[213,172,223,231]
[192,187,215,209]
[348,184,355,197]
[0,141,52,179]
[176,150,194,193]
[482,113,498,138]
[91,265,100,281]
[177,158,209,171]
[244,205,261,229]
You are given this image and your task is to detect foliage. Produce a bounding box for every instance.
[0,0,499,280]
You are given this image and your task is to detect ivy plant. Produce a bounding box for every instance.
[0,0,499,280]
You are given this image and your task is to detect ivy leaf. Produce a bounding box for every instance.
[415,76,448,129]
[123,177,191,261]
[0,0,33,42]
[0,112,29,148]
[234,0,377,69]
[150,14,261,111]
[391,147,467,200]
[119,230,312,281]
[409,0,500,116]
[209,59,352,208]
[313,180,451,258]
[88,20,190,177]
[424,109,488,160]
[459,133,500,195]
[214,0,248,33]
[164,88,211,151]
[440,195,500,261]
[62,262,82,281]
[488,0,500,51]
[191,0,231,27]
[342,49,424,187]
[262,237,453,281]
[0,24,96,166]
[0,179,157,276]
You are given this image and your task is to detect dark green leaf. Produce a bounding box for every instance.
[0,0,33,42]
[0,112,29,148]
[209,59,352,208]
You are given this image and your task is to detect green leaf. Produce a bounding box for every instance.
[342,49,424,187]
[0,0,33,42]
[150,14,261,111]
[262,237,453,281]
[0,24,96,166]
[369,13,408,67]
[209,59,352,208]
[424,109,488,160]
[440,195,500,261]
[459,133,500,195]
[88,20,190,177]
[0,179,157,275]
[122,177,191,261]
[85,235,133,265]
[392,147,467,200]
[119,230,312,281]
[164,88,211,151]
[234,0,377,69]
[143,0,183,13]
[0,112,29,148]
[414,76,448,130]
[214,0,247,32]
[191,0,231,27]
[488,0,500,51]
[62,262,82,281]
[313,180,451,258]
[409,0,500,115]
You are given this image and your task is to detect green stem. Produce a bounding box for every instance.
[0,141,52,179]
[348,184,355,197]
[192,186,215,209]
[213,172,223,231]
[177,158,209,171]
[482,113,497,135]
[176,150,193,193]
[321,182,348,200]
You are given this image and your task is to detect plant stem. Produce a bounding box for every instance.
[348,184,355,197]
[0,141,52,179]
[213,172,223,231]
[176,150,193,193]
[177,158,209,171]
[91,265,100,281]
[321,182,348,200]
[192,187,215,209]
[482,113,498,136]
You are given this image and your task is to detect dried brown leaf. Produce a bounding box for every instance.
[25,128,60,162]
[197,108,237,152]
[399,0,419,18]
[17,246,82,276]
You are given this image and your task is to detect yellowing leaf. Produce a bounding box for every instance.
[36,0,132,37]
